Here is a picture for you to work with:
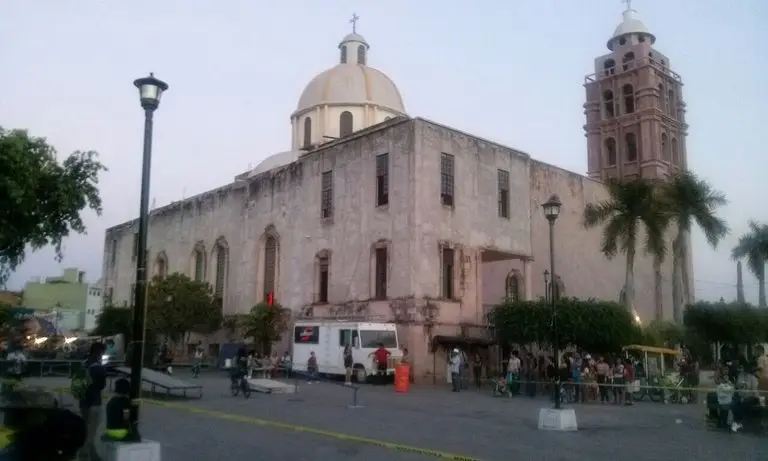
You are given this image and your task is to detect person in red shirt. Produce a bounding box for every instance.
[623,358,635,406]
[369,343,391,385]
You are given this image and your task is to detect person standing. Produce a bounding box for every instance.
[472,354,483,389]
[192,344,204,378]
[78,342,107,461]
[449,349,461,392]
[369,343,391,385]
[343,345,354,386]
[507,351,521,395]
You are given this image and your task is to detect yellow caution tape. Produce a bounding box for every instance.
[52,387,480,460]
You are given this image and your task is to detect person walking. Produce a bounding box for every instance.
[343,344,354,386]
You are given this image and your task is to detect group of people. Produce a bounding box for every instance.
[485,350,639,405]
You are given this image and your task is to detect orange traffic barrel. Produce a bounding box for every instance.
[394,363,410,393]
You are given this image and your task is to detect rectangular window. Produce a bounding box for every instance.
[318,256,329,303]
[104,287,114,307]
[441,248,454,299]
[321,171,334,219]
[374,247,387,299]
[498,169,510,218]
[440,153,455,206]
[294,326,320,344]
[339,329,352,346]
[376,153,389,206]
[110,240,117,267]
[131,233,138,260]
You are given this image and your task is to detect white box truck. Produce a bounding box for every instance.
[291,318,401,382]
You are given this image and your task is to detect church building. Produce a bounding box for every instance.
[102,7,690,381]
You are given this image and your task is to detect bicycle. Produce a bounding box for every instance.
[230,370,252,399]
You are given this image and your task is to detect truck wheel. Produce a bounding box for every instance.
[354,367,367,383]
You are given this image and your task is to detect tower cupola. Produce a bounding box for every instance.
[607,1,656,50]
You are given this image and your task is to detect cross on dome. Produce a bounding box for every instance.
[622,0,633,12]
[350,13,360,33]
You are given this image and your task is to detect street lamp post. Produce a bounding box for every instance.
[129,73,168,441]
[542,194,562,410]
[543,269,550,302]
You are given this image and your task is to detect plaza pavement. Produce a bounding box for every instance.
[29,373,767,460]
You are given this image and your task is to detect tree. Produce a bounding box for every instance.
[146,273,223,344]
[731,220,768,308]
[92,304,133,340]
[240,302,290,355]
[661,171,729,322]
[583,178,668,312]
[488,297,640,354]
[684,300,768,346]
[0,128,106,285]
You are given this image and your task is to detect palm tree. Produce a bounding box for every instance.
[731,220,768,308]
[662,171,729,323]
[583,178,669,313]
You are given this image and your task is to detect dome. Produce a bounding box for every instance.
[607,9,655,50]
[293,64,406,117]
[249,150,299,177]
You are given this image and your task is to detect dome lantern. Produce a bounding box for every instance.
[607,1,655,51]
[339,13,369,65]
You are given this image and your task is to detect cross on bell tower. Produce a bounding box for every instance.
[583,3,688,182]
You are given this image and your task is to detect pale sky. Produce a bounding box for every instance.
[1,0,766,304]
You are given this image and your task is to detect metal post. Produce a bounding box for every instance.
[128,107,155,441]
[548,218,561,410]
[352,387,359,407]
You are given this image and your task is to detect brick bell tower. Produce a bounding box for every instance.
[584,3,688,182]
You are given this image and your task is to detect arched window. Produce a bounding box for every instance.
[303,117,312,148]
[263,236,277,302]
[340,45,347,64]
[661,133,669,161]
[505,272,522,302]
[340,111,353,137]
[214,238,228,299]
[603,90,614,118]
[623,84,635,114]
[622,52,635,71]
[667,89,675,117]
[155,251,168,278]
[671,137,679,165]
[357,45,366,65]
[192,243,206,281]
[603,59,616,76]
[605,137,617,166]
[625,133,638,162]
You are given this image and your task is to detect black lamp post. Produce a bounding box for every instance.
[543,269,550,302]
[542,194,562,409]
[129,73,168,441]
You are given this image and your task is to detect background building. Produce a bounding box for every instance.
[22,268,102,332]
[102,7,685,381]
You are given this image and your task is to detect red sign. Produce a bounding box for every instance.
[266,292,274,306]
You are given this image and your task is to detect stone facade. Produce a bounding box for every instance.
[102,117,674,381]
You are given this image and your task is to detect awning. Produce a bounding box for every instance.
[431,335,496,352]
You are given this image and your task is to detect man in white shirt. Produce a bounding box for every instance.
[449,349,462,392]
[507,351,521,395]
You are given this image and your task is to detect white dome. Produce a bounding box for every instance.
[607,9,655,50]
[293,63,406,117]
[249,150,299,177]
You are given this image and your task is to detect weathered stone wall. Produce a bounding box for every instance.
[102,118,417,320]
[482,160,674,323]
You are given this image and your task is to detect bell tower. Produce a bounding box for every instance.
[584,3,688,181]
